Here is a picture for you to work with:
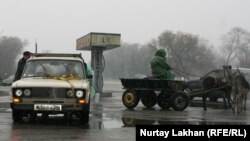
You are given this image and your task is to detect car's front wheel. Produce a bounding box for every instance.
[80,110,89,123]
[80,99,90,123]
[12,109,23,122]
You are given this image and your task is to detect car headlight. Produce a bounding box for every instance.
[15,89,23,97]
[24,89,31,97]
[76,90,84,98]
[66,90,74,98]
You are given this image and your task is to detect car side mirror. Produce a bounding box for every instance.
[87,74,93,79]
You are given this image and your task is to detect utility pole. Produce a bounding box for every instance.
[35,39,38,53]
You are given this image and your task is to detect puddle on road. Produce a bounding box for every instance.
[10,114,123,130]
[4,105,250,130]
[120,116,248,126]
[5,102,250,130]
[10,113,247,131]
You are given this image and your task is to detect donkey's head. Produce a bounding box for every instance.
[234,68,250,89]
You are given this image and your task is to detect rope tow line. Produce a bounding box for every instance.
[188,84,229,96]
[171,66,202,78]
[43,75,82,108]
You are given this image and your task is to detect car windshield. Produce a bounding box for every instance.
[22,60,85,78]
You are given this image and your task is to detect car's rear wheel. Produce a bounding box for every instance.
[209,96,219,102]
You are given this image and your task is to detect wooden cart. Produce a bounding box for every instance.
[120,78,189,111]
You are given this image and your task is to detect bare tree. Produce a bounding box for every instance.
[237,31,250,67]
[220,27,250,66]
[158,31,216,79]
[103,42,156,80]
[103,31,217,80]
[0,36,28,79]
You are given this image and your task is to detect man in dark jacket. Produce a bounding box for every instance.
[150,49,175,79]
[13,51,32,82]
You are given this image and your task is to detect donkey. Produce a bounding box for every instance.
[231,69,250,113]
[202,76,232,111]
[201,66,233,111]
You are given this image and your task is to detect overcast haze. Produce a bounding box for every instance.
[1,0,250,62]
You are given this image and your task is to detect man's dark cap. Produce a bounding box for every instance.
[23,51,32,56]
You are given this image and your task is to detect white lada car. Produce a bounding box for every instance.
[11,54,91,123]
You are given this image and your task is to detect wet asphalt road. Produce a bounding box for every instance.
[0,82,250,141]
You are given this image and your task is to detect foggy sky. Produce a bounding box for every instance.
[1,0,250,62]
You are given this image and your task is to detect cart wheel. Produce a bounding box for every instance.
[171,92,189,111]
[122,117,136,127]
[122,89,140,109]
[122,117,155,126]
[141,91,157,108]
[157,92,171,109]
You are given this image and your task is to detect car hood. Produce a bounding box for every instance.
[12,78,89,89]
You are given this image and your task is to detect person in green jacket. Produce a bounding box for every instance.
[86,66,96,100]
[150,49,175,79]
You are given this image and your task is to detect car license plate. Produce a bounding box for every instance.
[34,104,62,111]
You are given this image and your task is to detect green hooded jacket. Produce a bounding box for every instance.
[86,66,95,100]
[150,49,175,79]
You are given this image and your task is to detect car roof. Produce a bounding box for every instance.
[232,68,250,73]
[29,53,84,62]
[202,67,250,78]
[29,57,83,62]
[206,68,250,73]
